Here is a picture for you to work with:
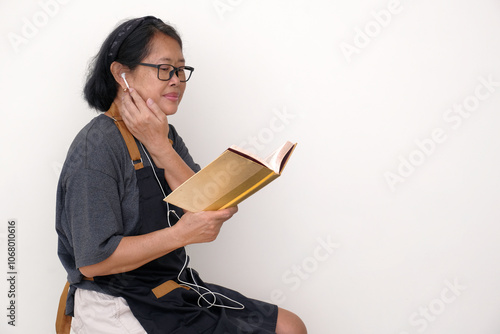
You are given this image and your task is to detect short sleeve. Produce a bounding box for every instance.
[56,116,131,271]
[63,167,123,269]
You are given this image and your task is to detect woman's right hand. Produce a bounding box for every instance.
[119,88,195,190]
[120,88,170,154]
[173,207,238,245]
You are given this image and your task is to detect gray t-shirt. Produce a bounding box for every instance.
[56,114,199,314]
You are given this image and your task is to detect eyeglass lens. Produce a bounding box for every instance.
[158,65,192,82]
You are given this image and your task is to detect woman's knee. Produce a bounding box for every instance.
[275,307,307,334]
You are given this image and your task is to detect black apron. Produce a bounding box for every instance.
[93,156,278,334]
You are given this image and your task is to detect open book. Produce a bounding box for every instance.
[164,141,297,212]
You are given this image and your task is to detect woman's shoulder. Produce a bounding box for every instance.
[70,114,121,150]
[63,114,129,174]
[81,113,118,139]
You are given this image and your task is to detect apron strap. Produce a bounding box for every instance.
[55,281,71,334]
[107,103,144,170]
[152,279,190,299]
[55,277,94,334]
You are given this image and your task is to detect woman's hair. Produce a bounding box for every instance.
[83,16,183,111]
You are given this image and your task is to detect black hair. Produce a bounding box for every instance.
[83,16,183,112]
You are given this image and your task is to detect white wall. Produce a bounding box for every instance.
[1,0,500,333]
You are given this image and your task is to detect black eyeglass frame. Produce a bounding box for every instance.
[138,63,195,82]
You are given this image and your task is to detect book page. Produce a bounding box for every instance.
[230,141,296,174]
[263,141,296,173]
[228,145,272,170]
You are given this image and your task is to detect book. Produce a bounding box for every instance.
[164,141,297,212]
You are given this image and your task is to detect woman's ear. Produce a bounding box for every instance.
[110,61,129,91]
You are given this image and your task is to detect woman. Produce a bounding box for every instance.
[56,16,306,334]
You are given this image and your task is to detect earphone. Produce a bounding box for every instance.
[121,73,130,89]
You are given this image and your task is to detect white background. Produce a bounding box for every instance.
[1,0,500,333]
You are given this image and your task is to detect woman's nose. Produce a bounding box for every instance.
[169,70,181,85]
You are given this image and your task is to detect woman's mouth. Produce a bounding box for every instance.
[163,93,179,102]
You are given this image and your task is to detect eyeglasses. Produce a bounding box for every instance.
[138,63,194,82]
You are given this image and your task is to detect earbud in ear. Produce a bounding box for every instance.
[121,73,130,90]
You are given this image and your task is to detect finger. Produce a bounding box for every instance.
[120,90,140,122]
[144,97,167,122]
[127,89,165,127]
[128,88,149,115]
[122,89,158,131]
[225,206,238,214]
[217,206,238,220]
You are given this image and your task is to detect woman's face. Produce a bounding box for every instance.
[127,33,187,116]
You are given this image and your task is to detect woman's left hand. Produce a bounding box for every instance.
[120,88,170,153]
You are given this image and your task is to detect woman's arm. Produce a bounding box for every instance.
[79,207,237,278]
[144,140,195,190]
[79,226,180,277]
